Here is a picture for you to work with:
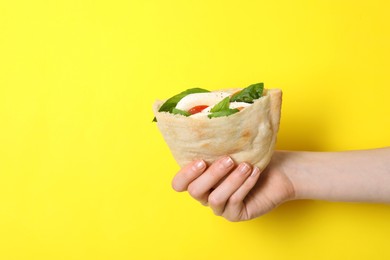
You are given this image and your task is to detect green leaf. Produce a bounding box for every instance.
[230,83,264,103]
[208,108,239,118]
[158,88,209,113]
[153,88,209,122]
[171,108,190,117]
[210,96,230,113]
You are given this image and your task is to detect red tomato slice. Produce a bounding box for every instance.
[188,105,209,115]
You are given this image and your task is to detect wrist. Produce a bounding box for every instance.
[270,151,301,201]
[274,150,312,201]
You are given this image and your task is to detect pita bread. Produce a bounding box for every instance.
[152,88,282,170]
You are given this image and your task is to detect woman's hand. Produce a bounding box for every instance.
[171,153,295,222]
[172,148,390,221]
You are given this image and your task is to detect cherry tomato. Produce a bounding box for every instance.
[188,105,209,115]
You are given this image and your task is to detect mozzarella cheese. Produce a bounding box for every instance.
[175,92,253,118]
[175,92,230,111]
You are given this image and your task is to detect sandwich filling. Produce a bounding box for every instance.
[153,82,264,121]
[175,92,251,119]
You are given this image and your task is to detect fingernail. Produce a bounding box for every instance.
[251,167,260,177]
[222,156,234,167]
[238,163,250,174]
[193,160,206,170]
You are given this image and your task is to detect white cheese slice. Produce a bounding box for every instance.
[175,92,230,111]
[229,102,251,109]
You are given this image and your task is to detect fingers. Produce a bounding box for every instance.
[172,157,263,221]
[208,162,252,216]
[172,160,207,192]
[222,167,261,220]
[187,156,235,205]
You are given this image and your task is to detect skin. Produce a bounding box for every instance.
[172,147,390,222]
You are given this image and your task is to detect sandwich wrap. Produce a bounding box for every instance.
[153,88,282,170]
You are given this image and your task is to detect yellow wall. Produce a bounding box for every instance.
[1,1,389,259]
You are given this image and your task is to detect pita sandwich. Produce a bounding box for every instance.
[152,85,282,170]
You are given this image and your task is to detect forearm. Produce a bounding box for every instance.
[279,148,390,203]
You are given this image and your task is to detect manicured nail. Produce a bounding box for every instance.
[222,156,234,168]
[238,163,250,174]
[193,160,206,170]
[251,167,260,177]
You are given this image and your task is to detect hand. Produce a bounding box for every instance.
[171,153,296,222]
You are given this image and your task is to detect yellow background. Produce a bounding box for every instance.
[1,0,389,259]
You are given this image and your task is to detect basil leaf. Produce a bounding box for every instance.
[159,88,210,113]
[210,96,230,113]
[230,83,264,103]
[153,87,209,122]
[171,108,190,117]
[208,108,239,119]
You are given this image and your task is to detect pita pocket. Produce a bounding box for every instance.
[152,84,282,170]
